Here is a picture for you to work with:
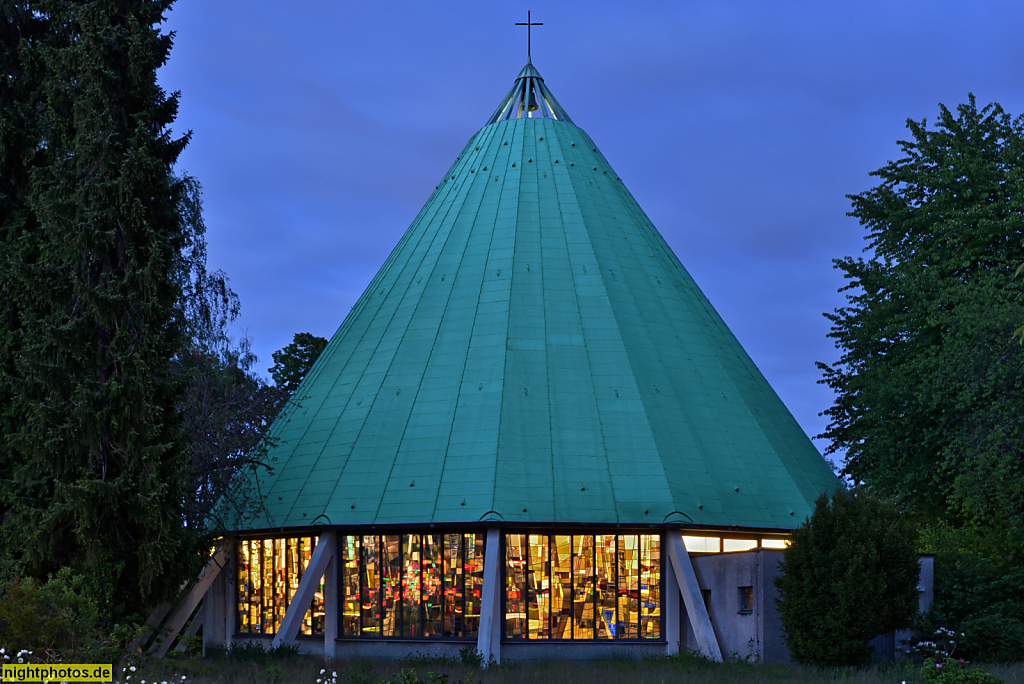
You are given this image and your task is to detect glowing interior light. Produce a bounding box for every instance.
[682,536,720,553]
[723,539,758,552]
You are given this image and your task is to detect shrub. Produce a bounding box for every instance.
[0,568,129,662]
[923,526,1024,662]
[922,656,1003,683]
[774,488,919,666]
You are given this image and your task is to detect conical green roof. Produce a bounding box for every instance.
[233,63,837,533]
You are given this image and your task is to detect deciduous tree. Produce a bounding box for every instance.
[819,95,1024,527]
[270,332,328,394]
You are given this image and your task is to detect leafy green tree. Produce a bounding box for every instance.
[775,488,920,667]
[0,0,195,619]
[819,95,1024,527]
[270,332,329,394]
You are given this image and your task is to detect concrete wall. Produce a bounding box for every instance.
[684,550,934,664]
[890,554,935,659]
[683,549,787,662]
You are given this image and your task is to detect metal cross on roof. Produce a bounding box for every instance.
[515,10,543,60]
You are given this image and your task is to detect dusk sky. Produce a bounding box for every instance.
[158,1,1024,465]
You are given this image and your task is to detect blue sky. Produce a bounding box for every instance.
[158,1,1024,463]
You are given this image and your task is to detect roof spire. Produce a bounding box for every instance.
[515,10,543,61]
[486,60,573,125]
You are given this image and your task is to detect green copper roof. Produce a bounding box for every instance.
[231,63,837,532]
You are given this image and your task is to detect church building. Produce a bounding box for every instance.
[156,56,841,663]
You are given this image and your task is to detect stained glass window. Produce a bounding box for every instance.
[341,536,360,636]
[617,535,638,639]
[237,531,659,641]
[504,533,662,641]
[361,535,380,636]
[527,534,550,639]
[505,534,527,639]
[639,534,661,638]
[443,533,462,636]
[339,532,485,640]
[465,533,485,636]
[573,535,595,639]
[423,535,443,637]
[235,536,321,636]
[382,535,401,637]
[551,535,572,639]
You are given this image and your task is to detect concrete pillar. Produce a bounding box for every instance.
[667,530,722,662]
[224,540,235,651]
[272,532,337,648]
[665,549,680,655]
[323,553,338,657]
[202,542,229,655]
[151,544,229,658]
[476,528,502,666]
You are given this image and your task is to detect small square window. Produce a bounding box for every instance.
[738,586,753,614]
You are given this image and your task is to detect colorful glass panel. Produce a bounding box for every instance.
[273,539,286,633]
[299,537,314,636]
[401,534,422,636]
[382,535,402,637]
[595,534,616,639]
[341,535,361,636]
[237,540,251,633]
[572,535,595,639]
[465,533,484,637]
[422,535,443,637]
[361,535,380,635]
[443,533,462,636]
[640,534,660,639]
[261,539,274,634]
[505,533,528,639]
[248,540,260,633]
[527,534,550,639]
[552,535,572,639]
[617,535,638,638]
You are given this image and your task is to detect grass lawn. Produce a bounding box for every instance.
[128,654,1024,684]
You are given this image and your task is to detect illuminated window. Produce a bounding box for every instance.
[238,532,484,639]
[723,539,758,552]
[341,536,360,636]
[683,536,720,553]
[235,536,323,636]
[504,533,661,641]
[761,538,788,549]
[341,532,485,640]
[639,533,661,638]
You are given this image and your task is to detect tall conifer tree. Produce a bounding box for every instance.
[1,0,193,617]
